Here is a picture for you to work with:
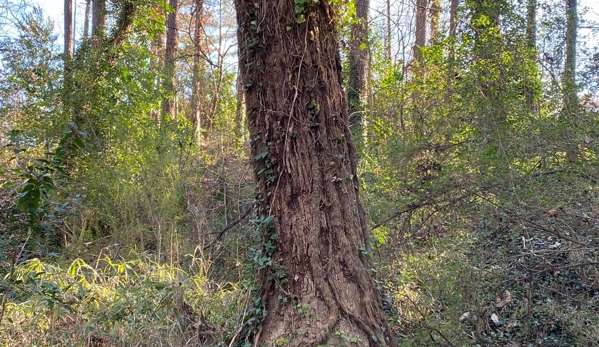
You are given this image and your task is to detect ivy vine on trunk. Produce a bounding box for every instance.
[234,0,396,346]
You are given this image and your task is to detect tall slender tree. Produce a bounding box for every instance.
[429,0,441,45]
[234,0,397,345]
[449,0,459,39]
[92,0,106,41]
[83,0,91,41]
[162,0,179,118]
[563,0,578,162]
[190,0,205,138]
[414,0,427,62]
[64,0,73,58]
[348,0,370,142]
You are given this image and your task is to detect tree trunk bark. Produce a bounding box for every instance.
[524,0,537,110]
[449,0,458,39]
[414,0,427,62]
[83,0,91,41]
[92,0,106,41]
[64,0,73,58]
[429,0,441,45]
[63,0,73,118]
[162,0,179,118]
[234,1,396,346]
[386,0,392,61]
[348,0,369,143]
[563,0,578,162]
[526,0,537,50]
[191,0,205,139]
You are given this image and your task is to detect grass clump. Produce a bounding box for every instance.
[0,252,249,347]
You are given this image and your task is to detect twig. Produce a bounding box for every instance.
[205,207,252,250]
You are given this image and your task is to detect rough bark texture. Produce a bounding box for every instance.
[414,0,427,62]
[162,0,179,118]
[235,1,396,346]
[348,0,369,141]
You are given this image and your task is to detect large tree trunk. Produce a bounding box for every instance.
[348,0,369,143]
[190,0,205,139]
[235,1,396,346]
[162,0,179,118]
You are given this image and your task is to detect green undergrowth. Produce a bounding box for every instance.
[0,253,249,347]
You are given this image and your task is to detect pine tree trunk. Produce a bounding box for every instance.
[162,0,179,118]
[234,1,396,346]
[348,0,369,143]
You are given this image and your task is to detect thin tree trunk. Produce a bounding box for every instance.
[348,0,369,143]
[526,0,537,49]
[563,0,578,162]
[162,0,179,118]
[191,0,205,139]
[449,0,458,39]
[83,0,91,41]
[63,0,73,117]
[524,0,537,110]
[92,0,106,41]
[414,0,427,62]
[429,0,441,45]
[386,0,392,61]
[234,0,397,346]
[64,0,73,58]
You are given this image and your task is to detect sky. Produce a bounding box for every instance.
[31,0,599,57]
[33,0,598,39]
